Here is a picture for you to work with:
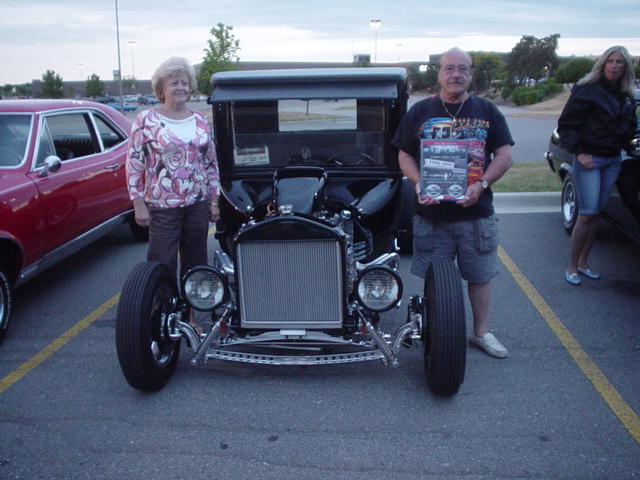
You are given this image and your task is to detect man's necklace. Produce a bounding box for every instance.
[440,95,467,122]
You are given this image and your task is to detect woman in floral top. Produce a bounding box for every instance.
[126,57,220,325]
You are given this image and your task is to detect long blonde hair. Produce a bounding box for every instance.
[578,45,636,97]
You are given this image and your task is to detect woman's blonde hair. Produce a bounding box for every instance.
[578,45,636,97]
[151,56,197,102]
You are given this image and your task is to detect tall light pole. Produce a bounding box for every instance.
[114,0,124,111]
[127,41,136,80]
[369,20,381,64]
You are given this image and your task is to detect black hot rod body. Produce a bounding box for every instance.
[115,68,467,397]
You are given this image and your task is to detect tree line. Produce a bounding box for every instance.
[3,30,639,105]
[411,33,640,105]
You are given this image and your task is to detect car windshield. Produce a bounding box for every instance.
[0,114,32,167]
[230,98,386,168]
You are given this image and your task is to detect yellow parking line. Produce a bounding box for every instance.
[0,294,120,394]
[498,245,640,445]
[0,228,218,395]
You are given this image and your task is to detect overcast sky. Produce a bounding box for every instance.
[1,0,639,85]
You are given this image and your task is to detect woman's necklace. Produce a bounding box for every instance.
[440,94,467,123]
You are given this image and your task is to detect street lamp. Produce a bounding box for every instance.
[127,41,136,80]
[369,20,381,64]
[114,0,124,111]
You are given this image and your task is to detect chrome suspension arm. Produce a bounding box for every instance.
[190,304,234,365]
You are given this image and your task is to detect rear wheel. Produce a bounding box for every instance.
[116,262,181,391]
[0,268,11,345]
[422,259,466,396]
[561,173,578,233]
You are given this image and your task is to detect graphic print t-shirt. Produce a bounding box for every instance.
[392,95,514,221]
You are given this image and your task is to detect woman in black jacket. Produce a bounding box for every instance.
[558,45,637,285]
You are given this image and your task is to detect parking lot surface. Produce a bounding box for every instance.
[0,192,638,479]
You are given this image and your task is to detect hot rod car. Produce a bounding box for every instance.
[115,68,467,396]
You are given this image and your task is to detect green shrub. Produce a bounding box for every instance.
[545,82,564,95]
[511,86,530,105]
[501,86,513,100]
[510,82,564,105]
[524,89,544,104]
[534,81,563,96]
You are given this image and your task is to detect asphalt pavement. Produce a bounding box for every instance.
[1,191,639,479]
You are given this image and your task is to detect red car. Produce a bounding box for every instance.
[0,99,146,343]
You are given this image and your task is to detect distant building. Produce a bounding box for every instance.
[353,54,371,64]
[29,60,431,99]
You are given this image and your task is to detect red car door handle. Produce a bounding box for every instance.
[105,163,120,170]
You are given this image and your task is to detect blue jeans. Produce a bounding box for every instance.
[573,154,622,215]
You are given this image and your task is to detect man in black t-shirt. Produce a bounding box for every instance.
[392,47,514,358]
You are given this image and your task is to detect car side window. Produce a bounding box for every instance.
[35,120,56,168]
[92,114,127,150]
[44,112,99,161]
[0,114,31,167]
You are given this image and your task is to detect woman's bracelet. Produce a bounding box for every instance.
[210,202,219,207]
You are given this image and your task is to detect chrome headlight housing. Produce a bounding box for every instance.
[181,267,228,311]
[354,266,402,312]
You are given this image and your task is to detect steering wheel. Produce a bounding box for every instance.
[289,148,343,165]
[328,152,376,165]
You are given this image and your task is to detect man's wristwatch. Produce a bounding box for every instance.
[478,178,489,189]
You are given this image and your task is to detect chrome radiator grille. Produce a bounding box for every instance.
[236,239,344,328]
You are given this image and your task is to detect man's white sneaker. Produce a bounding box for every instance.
[469,333,508,358]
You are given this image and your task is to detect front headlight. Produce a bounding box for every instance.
[181,267,228,311]
[354,266,402,312]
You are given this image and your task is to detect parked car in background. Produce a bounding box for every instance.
[544,89,640,244]
[0,99,148,344]
[108,101,137,112]
[96,95,116,104]
[137,94,159,105]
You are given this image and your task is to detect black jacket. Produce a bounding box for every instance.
[557,79,636,158]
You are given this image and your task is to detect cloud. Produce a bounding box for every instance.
[1,0,639,85]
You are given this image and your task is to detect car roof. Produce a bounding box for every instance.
[210,67,407,102]
[0,99,120,114]
[212,67,407,84]
[0,99,132,130]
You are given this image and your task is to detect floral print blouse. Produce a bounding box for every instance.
[126,108,220,208]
